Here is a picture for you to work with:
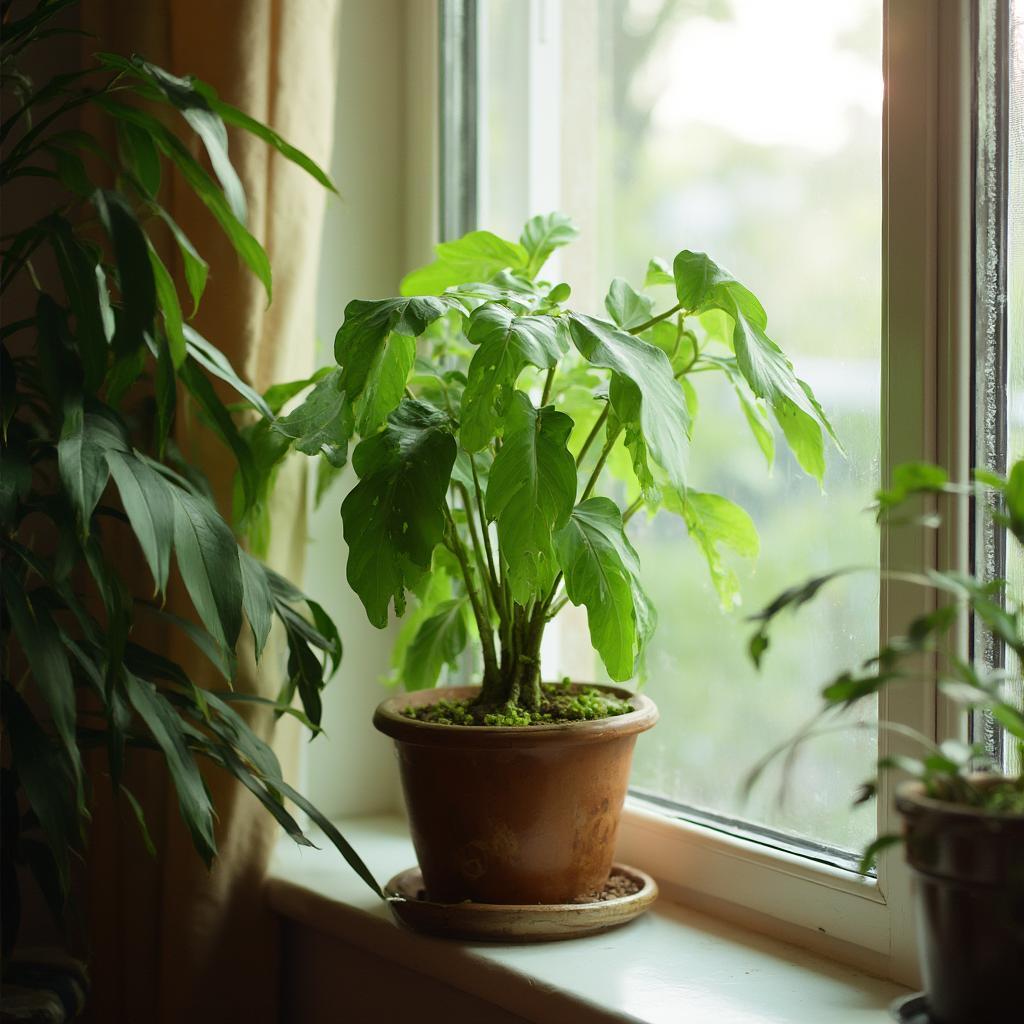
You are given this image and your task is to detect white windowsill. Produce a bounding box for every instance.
[267,814,910,1024]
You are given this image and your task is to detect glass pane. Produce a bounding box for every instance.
[478,0,882,852]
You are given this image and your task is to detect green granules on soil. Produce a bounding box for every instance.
[402,683,633,727]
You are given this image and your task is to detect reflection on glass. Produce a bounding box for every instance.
[480,0,882,851]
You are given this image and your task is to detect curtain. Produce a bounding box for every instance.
[76,3,342,1021]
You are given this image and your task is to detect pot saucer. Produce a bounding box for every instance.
[385,863,658,942]
[889,994,931,1023]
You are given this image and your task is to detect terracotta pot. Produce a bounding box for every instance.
[373,684,658,904]
[896,778,1024,1024]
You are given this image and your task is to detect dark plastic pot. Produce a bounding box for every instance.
[896,778,1024,1024]
[373,684,658,905]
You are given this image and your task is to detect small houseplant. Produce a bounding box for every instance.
[0,0,379,972]
[745,461,1024,1022]
[267,214,839,904]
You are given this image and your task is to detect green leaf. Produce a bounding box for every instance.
[342,399,456,627]
[126,57,247,223]
[239,549,274,660]
[57,397,120,529]
[171,489,244,651]
[126,674,217,865]
[604,278,654,330]
[876,461,949,511]
[183,324,274,419]
[519,212,579,278]
[554,497,655,681]
[117,119,161,197]
[106,449,175,593]
[333,296,459,405]
[152,205,208,315]
[858,833,901,874]
[663,488,759,608]
[147,242,185,366]
[273,367,352,467]
[733,382,774,468]
[461,303,566,451]
[2,571,83,807]
[354,335,416,437]
[644,257,675,288]
[154,330,176,457]
[775,396,825,483]
[0,433,30,523]
[193,82,337,193]
[486,392,577,602]
[118,785,156,857]
[94,98,271,301]
[672,250,767,325]
[179,358,259,514]
[403,599,469,691]
[400,231,528,296]
[92,189,156,355]
[567,314,690,491]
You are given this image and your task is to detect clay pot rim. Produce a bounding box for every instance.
[373,683,658,748]
[895,774,1024,822]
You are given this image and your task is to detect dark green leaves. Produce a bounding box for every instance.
[567,314,690,491]
[273,367,353,467]
[461,303,565,451]
[341,399,456,627]
[171,489,244,650]
[92,189,155,356]
[400,231,528,296]
[554,498,654,680]
[486,393,576,602]
[334,296,458,407]
[57,398,121,529]
[520,213,579,279]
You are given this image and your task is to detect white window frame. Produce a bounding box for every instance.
[417,0,979,986]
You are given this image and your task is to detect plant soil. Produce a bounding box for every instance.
[411,869,642,905]
[401,683,633,726]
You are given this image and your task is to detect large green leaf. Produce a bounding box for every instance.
[116,119,161,197]
[461,303,565,451]
[2,570,83,805]
[402,599,469,691]
[147,242,185,366]
[105,449,175,593]
[341,399,456,627]
[486,392,577,602]
[183,324,274,419]
[126,674,217,865]
[567,314,690,491]
[663,488,759,608]
[333,296,459,405]
[520,212,579,279]
[152,204,208,315]
[273,367,352,467]
[171,489,244,651]
[92,189,156,355]
[554,497,655,680]
[57,397,123,528]
[400,231,528,296]
[672,250,767,327]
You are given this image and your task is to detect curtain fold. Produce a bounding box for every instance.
[77,3,342,1021]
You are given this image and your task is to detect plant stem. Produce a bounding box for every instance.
[540,365,556,406]
[443,504,498,684]
[630,301,685,336]
[580,427,621,502]
[623,495,645,523]
[470,455,501,603]
[576,407,608,466]
[456,481,502,620]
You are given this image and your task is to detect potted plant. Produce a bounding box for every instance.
[745,461,1024,1022]
[269,214,838,906]
[0,0,380,981]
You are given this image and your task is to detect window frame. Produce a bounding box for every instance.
[432,0,976,985]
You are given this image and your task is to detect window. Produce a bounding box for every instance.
[475,0,882,855]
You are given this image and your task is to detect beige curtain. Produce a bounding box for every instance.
[76,3,342,1021]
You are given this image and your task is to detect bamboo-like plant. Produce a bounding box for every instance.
[1,0,378,958]
[267,215,839,720]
